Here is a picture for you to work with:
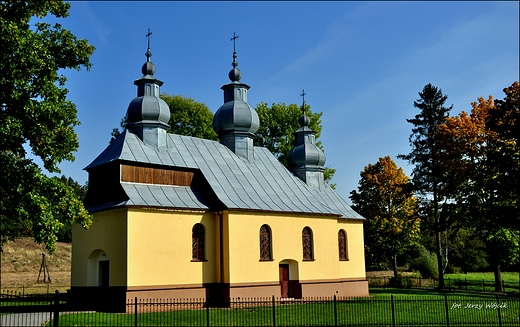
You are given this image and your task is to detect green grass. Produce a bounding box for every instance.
[443,272,520,293]
[445,272,520,284]
[47,292,520,327]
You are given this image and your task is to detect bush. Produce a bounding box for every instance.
[388,273,408,288]
[409,246,438,279]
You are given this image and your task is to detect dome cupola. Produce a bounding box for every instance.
[288,90,326,189]
[126,29,170,148]
[213,32,259,160]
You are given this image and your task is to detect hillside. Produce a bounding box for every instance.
[0,238,71,293]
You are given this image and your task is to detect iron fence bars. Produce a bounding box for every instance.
[1,292,519,326]
[335,295,393,326]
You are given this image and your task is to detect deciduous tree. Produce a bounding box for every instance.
[350,156,420,275]
[0,0,94,253]
[436,82,520,292]
[254,102,336,186]
[111,94,217,143]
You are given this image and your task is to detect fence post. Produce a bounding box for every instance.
[444,293,450,327]
[333,295,338,327]
[391,294,396,327]
[206,297,210,327]
[272,295,276,327]
[134,297,138,327]
[53,290,60,327]
[496,295,502,327]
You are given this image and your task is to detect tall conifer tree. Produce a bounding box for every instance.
[398,83,452,289]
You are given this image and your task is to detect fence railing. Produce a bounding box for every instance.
[1,291,519,326]
[367,276,520,294]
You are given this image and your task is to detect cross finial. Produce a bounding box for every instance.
[231,32,239,53]
[146,28,152,49]
[300,89,307,116]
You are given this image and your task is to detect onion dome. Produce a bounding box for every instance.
[126,37,170,147]
[288,93,326,189]
[213,35,259,159]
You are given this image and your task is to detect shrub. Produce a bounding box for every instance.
[409,246,438,279]
[388,273,408,288]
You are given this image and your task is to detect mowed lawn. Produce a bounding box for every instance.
[443,272,520,293]
[51,288,520,327]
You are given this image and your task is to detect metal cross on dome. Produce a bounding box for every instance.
[231,32,239,53]
[146,28,152,49]
[300,89,307,116]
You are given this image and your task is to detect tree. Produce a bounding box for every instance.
[56,176,88,243]
[0,0,93,253]
[436,82,519,291]
[398,83,452,288]
[163,94,218,140]
[254,102,336,186]
[350,156,420,275]
[111,94,218,143]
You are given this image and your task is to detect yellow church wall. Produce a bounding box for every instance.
[71,208,128,287]
[126,208,217,287]
[338,219,366,278]
[225,212,366,284]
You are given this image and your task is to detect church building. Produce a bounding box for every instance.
[70,38,368,306]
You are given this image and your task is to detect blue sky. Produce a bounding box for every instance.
[43,1,519,203]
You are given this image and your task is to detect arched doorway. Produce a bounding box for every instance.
[87,250,110,287]
[279,260,301,298]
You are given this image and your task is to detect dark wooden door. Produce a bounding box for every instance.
[279,264,289,298]
[99,260,109,287]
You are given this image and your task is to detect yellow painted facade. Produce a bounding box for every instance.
[72,207,368,300]
[126,208,217,287]
[72,208,128,287]
[73,208,366,287]
[224,212,366,284]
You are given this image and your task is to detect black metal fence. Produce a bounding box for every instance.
[368,276,520,294]
[1,291,519,326]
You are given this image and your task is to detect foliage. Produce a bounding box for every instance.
[436,81,519,291]
[445,228,487,273]
[56,176,88,243]
[407,243,439,279]
[350,156,420,274]
[0,0,94,253]
[162,94,218,140]
[111,94,217,143]
[388,273,408,288]
[398,83,453,288]
[254,102,336,186]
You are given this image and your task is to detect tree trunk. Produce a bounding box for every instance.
[493,262,503,293]
[435,230,445,289]
[393,254,398,277]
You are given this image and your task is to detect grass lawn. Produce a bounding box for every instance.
[443,272,520,293]
[48,289,520,327]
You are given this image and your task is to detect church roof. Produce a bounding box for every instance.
[84,129,363,220]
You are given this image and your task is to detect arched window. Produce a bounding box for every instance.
[338,229,348,260]
[302,227,314,261]
[192,223,205,261]
[260,224,272,260]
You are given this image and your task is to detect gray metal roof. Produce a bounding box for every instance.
[85,129,363,220]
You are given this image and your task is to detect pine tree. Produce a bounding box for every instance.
[398,83,452,289]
